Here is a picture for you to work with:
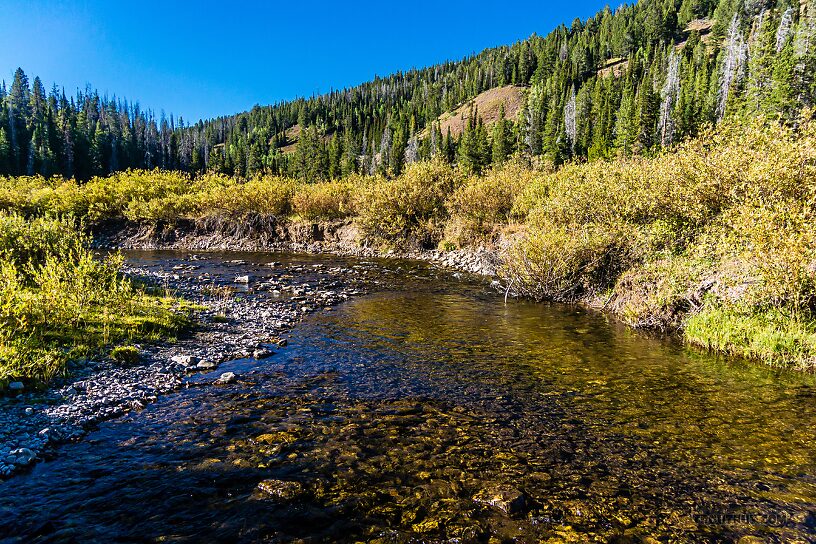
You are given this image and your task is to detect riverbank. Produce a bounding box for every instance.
[94,216,502,277]
[2,118,815,370]
[0,252,380,479]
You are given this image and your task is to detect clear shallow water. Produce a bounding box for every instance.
[1,252,815,543]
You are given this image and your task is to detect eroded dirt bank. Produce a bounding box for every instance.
[94,217,503,277]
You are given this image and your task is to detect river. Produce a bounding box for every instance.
[0,251,814,543]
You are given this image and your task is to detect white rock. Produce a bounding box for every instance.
[10,448,36,466]
[216,372,237,384]
[171,355,200,366]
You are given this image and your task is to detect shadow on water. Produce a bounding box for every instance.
[1,251,815,542]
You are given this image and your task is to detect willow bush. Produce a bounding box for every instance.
[355,160,461,247]
[503,118,816,369]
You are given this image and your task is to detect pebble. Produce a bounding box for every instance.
[0,246,488,481]
[196,360,218,371]
[171,355,199,366]
[256,479,304,501]
[215,372,237,385]
[473,485,527,517]
[10,448,36,466]
[252,348,273,360]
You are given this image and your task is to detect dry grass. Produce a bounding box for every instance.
[598,57,629,78]
[278,124,334,155]
[686,18,714,33]
[422,86,525,139]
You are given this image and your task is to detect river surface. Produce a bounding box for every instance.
[1,252,815,543]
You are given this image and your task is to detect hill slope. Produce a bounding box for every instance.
[422,85,525,139]
[1,0,816,180]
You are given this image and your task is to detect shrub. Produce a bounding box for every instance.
[446,161,529,243]
[0,213,192,382]
[110,346,141,365]
[502,116,816,368]
[292,180,357,220]
[196,176,294,219]
[356,160,461,247]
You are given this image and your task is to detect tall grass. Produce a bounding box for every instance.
[0,214,193,383]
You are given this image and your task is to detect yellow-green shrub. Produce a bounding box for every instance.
[356,160,461,246]
[292,180,357,220]
[0,213,191,382]
[195,176,295,218]
[503,116,816,368]
[446,161,529,242]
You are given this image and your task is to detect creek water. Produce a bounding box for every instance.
[0,252,815,543]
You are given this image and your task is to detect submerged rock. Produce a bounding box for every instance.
[473,485,527,516]
[8,382,24,392]
[256,479,304,501]
[10,448,36,466]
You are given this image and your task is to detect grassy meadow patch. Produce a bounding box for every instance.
[0,214,194,383]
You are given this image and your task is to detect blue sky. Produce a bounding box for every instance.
[0,1,619,123]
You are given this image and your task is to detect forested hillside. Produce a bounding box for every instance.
[1,0,815,181]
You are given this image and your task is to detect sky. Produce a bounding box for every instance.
[0,0,619,123]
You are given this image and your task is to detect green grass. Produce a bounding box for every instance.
[0,214,194,384]
[684,305,816,371]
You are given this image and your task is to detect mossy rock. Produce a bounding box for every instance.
[110,346,140,365]
[254,431,297,445]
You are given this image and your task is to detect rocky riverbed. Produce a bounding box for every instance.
[0,252,390,480]
[3,250,816,542]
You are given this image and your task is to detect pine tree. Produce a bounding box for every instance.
[613,81,637,156]
[8,68,31,174]
[341,129,357,175]
[491,104,512,164]
[390,123,407,175]
[328,132,342,178]
[0,128,9,173]
[635,71,659,153]
[294,125,327,181]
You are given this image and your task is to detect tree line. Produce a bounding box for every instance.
[1,0,814,181]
